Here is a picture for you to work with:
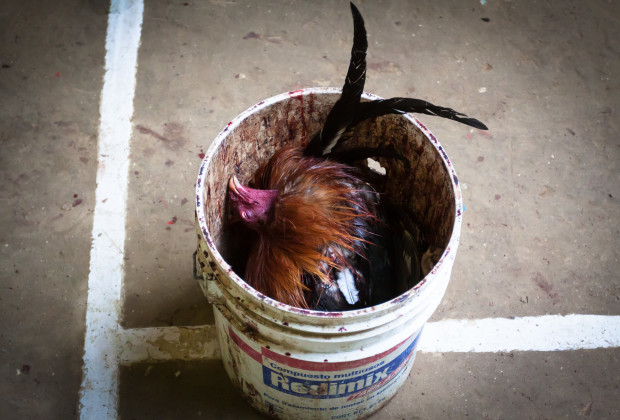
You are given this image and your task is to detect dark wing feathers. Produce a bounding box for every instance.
[326,144,410,169]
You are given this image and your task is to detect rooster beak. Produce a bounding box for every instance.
[228,175,246,197]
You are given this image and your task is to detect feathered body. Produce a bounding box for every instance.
[226,2,487,310]
[233,146,379,309]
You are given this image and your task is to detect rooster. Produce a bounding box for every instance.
[227,3,487,310]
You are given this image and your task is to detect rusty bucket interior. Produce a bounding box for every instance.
[199,89,457,296]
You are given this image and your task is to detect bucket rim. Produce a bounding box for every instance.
[195,87,463,319]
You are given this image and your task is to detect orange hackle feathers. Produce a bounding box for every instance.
[239,146,377,308]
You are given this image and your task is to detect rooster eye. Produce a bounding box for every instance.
[242,210,252,219]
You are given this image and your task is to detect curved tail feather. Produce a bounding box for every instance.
[304,2,368,157]
[354,97,488,130]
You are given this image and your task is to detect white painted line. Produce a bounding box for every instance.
[79,1,143,419]
[119,326,221,364]
[419,314,620,353]
[115,315,620,366]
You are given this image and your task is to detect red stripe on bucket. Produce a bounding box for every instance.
[261,335,412,371]
[229,327,262,363]
[230,326,421,372]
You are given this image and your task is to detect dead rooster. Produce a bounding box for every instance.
[227,3,487,311]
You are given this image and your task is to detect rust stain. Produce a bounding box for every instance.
[533,272,558,301]
[135,122,187,150]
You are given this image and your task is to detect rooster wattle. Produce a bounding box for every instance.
[226,2,487,310]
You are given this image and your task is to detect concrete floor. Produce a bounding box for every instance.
[1,0,619,418]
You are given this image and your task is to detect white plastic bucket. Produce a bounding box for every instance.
[195,88,463,419]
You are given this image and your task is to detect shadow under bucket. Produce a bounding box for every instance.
[195,88,463,419]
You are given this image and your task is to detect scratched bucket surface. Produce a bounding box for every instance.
[195,88,462,419]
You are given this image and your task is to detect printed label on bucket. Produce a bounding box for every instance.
[228,326,422,418]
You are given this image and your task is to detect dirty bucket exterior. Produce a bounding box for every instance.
[195,88,462,419]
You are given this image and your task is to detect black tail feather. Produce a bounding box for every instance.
[305,3,488,160]
[353,97,488,130]
[304,2,368,157]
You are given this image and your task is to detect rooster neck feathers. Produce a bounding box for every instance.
[231,146,377,308]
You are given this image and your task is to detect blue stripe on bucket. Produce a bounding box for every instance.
[260,335,419,400]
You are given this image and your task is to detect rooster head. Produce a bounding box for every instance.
[228,175,278,229]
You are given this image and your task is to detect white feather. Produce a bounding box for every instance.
[336,269,359,305]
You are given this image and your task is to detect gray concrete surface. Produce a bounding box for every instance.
[1,1,106,417]
[1,0,619,418]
